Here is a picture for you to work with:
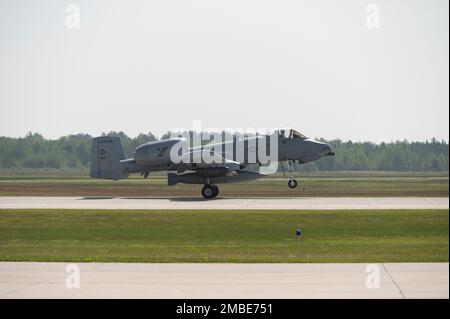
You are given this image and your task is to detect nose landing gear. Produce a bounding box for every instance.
[281,160,298,189]
[201,184,219,199]
[288,179,298,189]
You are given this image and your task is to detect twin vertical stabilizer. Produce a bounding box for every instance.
[90,137,128,180]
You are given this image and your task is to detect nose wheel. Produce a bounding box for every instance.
[281,160,299,189]
[288,179,298,189]
[201,184,219,199]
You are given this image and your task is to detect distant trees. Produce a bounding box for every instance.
[0,132,447,172]
[0,132,92,169]
[301,138,449,172]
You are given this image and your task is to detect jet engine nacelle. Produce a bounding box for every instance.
[134,138,185,166]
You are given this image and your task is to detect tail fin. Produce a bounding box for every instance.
[90,136,128,180]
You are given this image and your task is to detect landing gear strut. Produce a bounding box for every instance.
[202,184,219,199]
[281,160,298,189]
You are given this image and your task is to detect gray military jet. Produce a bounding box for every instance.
[90,129,334,198]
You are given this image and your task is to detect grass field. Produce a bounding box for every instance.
[0,209,447,263]
[0,171,447,197]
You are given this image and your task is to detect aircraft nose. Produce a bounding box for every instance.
[318,143,334,156]
[322,144,334,156]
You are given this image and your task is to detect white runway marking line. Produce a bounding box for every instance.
[0,262,447,299]
[0,197,448,210]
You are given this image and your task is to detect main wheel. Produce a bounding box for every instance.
[288,179,298,189]
[202,185,215,199]
[212,185,219,198]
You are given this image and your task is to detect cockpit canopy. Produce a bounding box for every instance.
[279,129,308,140]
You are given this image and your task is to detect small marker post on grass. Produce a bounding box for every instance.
[296,226,302,258]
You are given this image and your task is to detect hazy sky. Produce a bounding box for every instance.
[0,0,448,142]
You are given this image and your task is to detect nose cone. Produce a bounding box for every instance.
[315,142,334,157]
[290,139,333,164]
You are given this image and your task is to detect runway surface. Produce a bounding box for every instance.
[0,196,448,210]
[0,262,447,298]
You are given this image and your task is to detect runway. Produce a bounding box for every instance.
[0,262,447,298]
[0,196,447,210]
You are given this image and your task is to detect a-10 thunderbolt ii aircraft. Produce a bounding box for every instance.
[90,129,334,198]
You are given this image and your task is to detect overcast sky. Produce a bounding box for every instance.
[0,0,448,142]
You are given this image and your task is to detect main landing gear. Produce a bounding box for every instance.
[201,184,219,199]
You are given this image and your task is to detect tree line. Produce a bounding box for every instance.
[0,132,448,172]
